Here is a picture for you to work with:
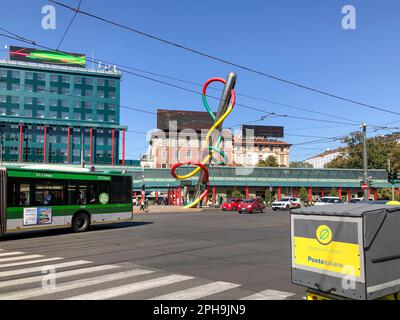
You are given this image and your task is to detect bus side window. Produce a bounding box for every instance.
[67,181,96,205]
[7,179,31,207]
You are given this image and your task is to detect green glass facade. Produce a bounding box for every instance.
[0,59,127,164]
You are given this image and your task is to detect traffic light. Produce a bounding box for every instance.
[388,172,393,184]
[393,172,398,184]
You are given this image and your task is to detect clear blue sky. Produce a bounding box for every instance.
[1,0,400,161]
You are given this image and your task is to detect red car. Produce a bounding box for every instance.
[238,198,266,214]
[221,198,242,211]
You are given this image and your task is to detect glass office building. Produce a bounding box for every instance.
[0,59,127,165]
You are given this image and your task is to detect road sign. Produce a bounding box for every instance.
[361,183,368,190]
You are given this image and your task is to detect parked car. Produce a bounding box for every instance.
[238,198,265,214]
[271,197,301,211]
[314,197,343,206]
[221,198,242,211]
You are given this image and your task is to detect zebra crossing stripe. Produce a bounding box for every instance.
[0,269,155,300]
[65,274,194,300]
[0,254,43,263]
[0,260,91,278]
[0,257,63,269]
[0,265,120,289]
[240,289,295,300]
[150,281,240,300]
[0,252,25,257]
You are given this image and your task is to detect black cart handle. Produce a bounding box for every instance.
[315,283,336,294]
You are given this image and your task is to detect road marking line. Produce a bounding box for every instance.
[0,257,63,269]
[0,269,154,300]
[240,289,295,300]
[0,252,25,257]
[0,265,120,289]
[65,274,194,300]
[0,254,43,263]
[0,260,92,278]
[150,281,240,300]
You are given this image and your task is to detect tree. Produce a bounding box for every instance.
[264,189,272,204]
[257,155,279,167]
[232,188,243,198]
[298,187,309,203]
[378,188,392,200]
[325,132,399,170]
[290,161,313,168]
[329,188,338,197]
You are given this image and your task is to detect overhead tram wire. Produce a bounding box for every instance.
[89,57,361,125]
[1,30,398,143]
[56,0,82,50]
[50,0,400,119]
[0,30,361,128]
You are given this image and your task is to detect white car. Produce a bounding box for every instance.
[314,197,343,206]
[272,197,301,211]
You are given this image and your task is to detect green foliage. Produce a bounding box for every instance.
[378,188,393,200]
[298,187,309,202]
[264,189,272,204]
[325,132,399,170]
[257,155,279,167]
[330,188,338,197]
[289,161,313,168]
[232,188,244,198]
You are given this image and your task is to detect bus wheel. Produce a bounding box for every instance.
[72,212,90,233]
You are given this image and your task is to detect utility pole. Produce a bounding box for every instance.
[388,158,395,201]
[361,123,369,201]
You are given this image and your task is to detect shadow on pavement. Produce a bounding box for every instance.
[0,221,153,241]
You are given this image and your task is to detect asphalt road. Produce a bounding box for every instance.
[0,208,305,300]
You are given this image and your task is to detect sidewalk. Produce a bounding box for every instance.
[133,205,218,214]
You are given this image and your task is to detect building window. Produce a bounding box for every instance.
[25,72,34,80]
[85,78,93,85]
[49,99,57,107]
[97,90,104,98]
[108,114,115,122]
[11,83,20,91]
[37,98,45,106]
[11,96,20,104]
[37,73,46,81]
[61,76,69,83]
[85,89,92,97]
[61,100,68,108]
[24,109,33,117]
[36,110,44,118]
[0,70,7,78]
[61,87,69,95]
[74,77,83,84]
[97,103,104,110]
[11,71,20,79]
[50,74,58,82]
[61,112,69,119]
[26,84,33,92]
[0,82,6,90]
[0,95,6,103]
[49,111,57,119]
[98,79,105,86]
[97,114,104,122]
[37,85,46,93]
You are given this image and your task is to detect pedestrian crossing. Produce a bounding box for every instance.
[0,249,299,300]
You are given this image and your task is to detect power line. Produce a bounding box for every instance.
[1,29,399,148]
[94,57,361,125]
[56,0,82,50]
[0,30,360,127]
[50,0,400,118]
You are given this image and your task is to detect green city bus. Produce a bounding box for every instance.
[0,165,133,237]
